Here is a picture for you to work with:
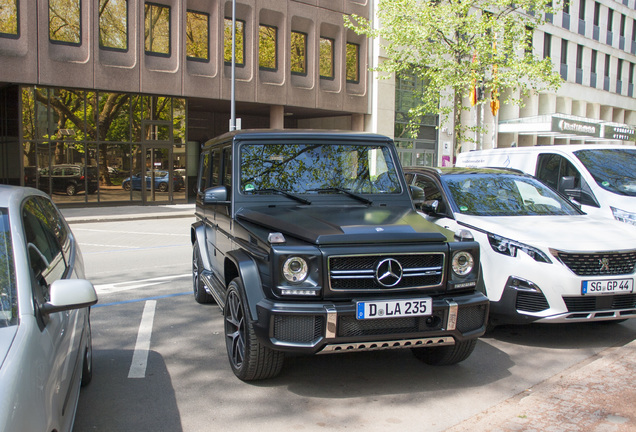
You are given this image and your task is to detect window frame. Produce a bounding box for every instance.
[99,0,129,52]
[258,24,278,71]
[224,17,245,67]
[186,9,210,63]
[346,42,360,84]
[48,0,82,46]
[319,36,335,80]
[144,2,171,58]
[0,0,19,39]
[290,30,308,76]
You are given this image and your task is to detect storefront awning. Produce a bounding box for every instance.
[498,114,636,142]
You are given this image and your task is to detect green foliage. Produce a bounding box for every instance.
[0,0,18,35]
[345,0,563,155]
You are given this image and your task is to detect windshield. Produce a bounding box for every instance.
[0,209,17,327]
[443,174,582,216]
[240,143,402,195]
[574,148,636,197]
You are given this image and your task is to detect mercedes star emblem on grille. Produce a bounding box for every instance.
[375,258,403,287]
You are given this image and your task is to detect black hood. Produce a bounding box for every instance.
[236,205,452,245]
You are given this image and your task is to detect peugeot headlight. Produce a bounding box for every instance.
[282,257,309,283]
[611,206,636,226]
[452,251,474,276]
[487,233,551,263]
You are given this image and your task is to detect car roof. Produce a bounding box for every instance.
[202,129,393,148]
[403,166,527,177]
[0,185,47,208]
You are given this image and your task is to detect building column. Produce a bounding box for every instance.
[270,105,284,129]
[351,113,364,131]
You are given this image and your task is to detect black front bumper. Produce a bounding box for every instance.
[253,292,489,354]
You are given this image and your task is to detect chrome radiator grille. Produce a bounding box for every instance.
[328,253,444,291]
[555,250,636,276]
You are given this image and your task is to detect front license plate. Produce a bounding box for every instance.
[356,298,432,320]
[581,278,634,295]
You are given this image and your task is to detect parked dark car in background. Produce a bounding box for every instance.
[25,164,98,196]
[122,170,185,192]
[0,185,97,432]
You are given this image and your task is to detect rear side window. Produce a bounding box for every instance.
[536,154,583,190]
[0,209,17,327]
[198,152,210,192]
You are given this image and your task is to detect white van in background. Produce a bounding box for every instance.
[455,145,636,226]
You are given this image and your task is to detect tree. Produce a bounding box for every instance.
[345,0,563,158]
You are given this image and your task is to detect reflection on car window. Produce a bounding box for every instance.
[239,143,401,195]
[574,148,636,197]
[22,198,67,300]
[443,174,581,216]
[0,209,18,327]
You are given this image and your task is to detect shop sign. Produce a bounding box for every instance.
[603,125,636,142]
[551,116,601,138]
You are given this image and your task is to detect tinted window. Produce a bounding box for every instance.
[536,153,583,190]
[0,208,17,327]
[198,152,210,192]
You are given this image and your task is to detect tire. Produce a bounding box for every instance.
[224,278,284,381]
[411,339,477,366]
[81,319,93,387]
[158,182,168,192]
[192,243,215,304]
[66,183,77,196]
[123,182,131,191]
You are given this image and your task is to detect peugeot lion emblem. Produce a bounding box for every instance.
[375,258,403,287]
[599,257,611,272]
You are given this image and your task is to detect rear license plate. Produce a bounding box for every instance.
[356,298,432,320]
[581,278,634,295]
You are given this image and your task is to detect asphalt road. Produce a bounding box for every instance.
[70,217,636,432]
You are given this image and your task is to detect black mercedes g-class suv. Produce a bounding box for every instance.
[191,130,489,381]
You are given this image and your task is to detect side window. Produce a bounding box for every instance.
[413,175,446,213]
[35,196,71,262]
[536,154,583,190]
[198,152,210,192]
[210,149,221,188]
[22,198,67,300]
[222,147,232,199]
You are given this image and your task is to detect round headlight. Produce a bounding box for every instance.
[283,257,309,283]
[452,251,474,276]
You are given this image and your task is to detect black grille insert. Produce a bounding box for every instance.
[563,294,636,312]
[516,291,550,312]
[273,315,324,343]
[555,250,636,276]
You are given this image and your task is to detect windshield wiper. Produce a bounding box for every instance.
[308,187,373,205]
[250,188,311,205]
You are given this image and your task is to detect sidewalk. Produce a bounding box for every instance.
[61,203,195,224]
[447,338,636,432]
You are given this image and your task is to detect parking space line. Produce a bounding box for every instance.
[128,300,156,379]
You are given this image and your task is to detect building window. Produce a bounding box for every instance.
[144,3,170,56]
[617,58,623,93]
[543,33,552,59]
[525,26,534,56]
[560,39,568,80]
[186,10,209,61]
[346,42,360,83]
[49,0,81,45]
[628,63,634,96]
[319,37,334,79]
[259,24,277,71]
[224,18,245,66]
[593,2,600,40]
[604,53,611,91]
[291,31,307,75]
[99,0,127,51]
[0,0,19,37]
[576,44,583,84]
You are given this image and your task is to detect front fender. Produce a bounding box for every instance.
[226,249,265,321]
[191,221,212,272]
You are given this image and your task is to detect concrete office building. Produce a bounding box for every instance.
[0,0,370,206]
[454,0,636,155]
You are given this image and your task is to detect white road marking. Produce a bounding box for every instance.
[128,300,157,379]
[73,227,189,237]
[94,274,191,294]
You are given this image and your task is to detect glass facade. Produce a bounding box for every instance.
[20,86,187,205]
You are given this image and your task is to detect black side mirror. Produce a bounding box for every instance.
[203,186,228,204]
[421,200,440,215]
[558,176,576,194]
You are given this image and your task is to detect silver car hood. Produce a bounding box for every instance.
[455,214,636,251]
[0,326,17,368]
